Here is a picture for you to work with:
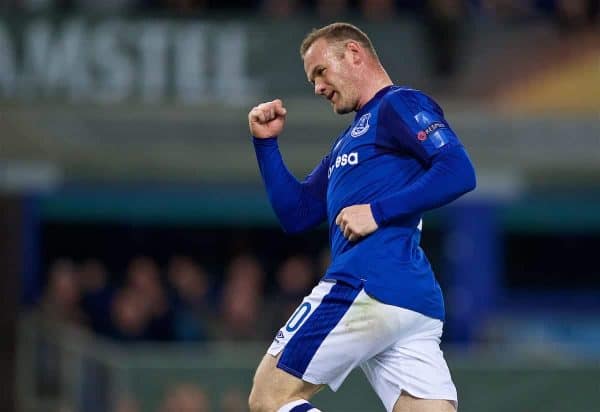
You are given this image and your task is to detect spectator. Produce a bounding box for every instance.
[167,255,215,341]
[79,258,114,335]
[554,0,598,30]
[218,254,269,340]
[138,0,208,12]
[159,383,211,412]
[41,258,86,325]
[421,0,467,77]
[261,0,300,17]
[126,256,173,340]
[478,0,533,19]
[109,287,153,341]
[270,255,316,331]
[37,259,86,402]
[315,0,349,18]
[73,0,138,13]
[360,0,396,19]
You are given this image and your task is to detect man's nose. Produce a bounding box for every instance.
[314,81,326,96]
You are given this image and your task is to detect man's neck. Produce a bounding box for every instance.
[356,69,393,111]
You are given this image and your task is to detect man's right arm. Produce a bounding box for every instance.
[253,137,328,233]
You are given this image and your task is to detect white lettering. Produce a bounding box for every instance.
[138,22,168,103]
[348,152,358,165]
[3,19,263,104]
[174,24,207,104]
[23,19,87,98]
[91,20,133,103]
[214,25,257,102]
[328,152,359,179]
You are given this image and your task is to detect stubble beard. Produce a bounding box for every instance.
[333,94,358,115]
[334,105,353,115]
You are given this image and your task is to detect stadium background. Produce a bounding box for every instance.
[0,0,599,411]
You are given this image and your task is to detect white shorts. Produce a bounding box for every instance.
[267,280,457,412]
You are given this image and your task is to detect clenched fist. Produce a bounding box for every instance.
[335,204,379,242]
[248,99,288,138]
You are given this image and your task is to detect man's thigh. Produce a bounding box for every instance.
[393,392,456,412]
[267,281,380,390]
[360,313,457,412]
[250,353,324,408]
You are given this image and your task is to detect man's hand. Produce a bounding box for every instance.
[248,99,287,138]
[335,204,379,242]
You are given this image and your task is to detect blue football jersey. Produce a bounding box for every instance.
[253,86,476,320]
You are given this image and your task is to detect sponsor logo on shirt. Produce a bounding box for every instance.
[417,121,446,141]
[351,113,371,137]
[328,152,359,178]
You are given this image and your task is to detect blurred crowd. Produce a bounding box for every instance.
[39,252,328,342]
[37,253,304,411]
[2,0,598,27]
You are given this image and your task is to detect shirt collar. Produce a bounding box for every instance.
[355,85,396,119]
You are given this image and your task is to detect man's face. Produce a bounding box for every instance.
[303,38,360,114]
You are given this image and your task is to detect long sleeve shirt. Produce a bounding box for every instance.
[253,86,476,320]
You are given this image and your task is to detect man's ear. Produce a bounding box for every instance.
[345,41,362,64]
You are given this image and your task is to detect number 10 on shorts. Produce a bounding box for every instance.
[286,302,312,332]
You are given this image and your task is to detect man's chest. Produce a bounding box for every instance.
[327,112,378,180]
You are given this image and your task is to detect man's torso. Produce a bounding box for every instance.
[322,86,445,320]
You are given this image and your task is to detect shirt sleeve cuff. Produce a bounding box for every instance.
[252,136,278,145]
[370,201,388,226]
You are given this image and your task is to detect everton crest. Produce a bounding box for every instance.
[351,113,371,137]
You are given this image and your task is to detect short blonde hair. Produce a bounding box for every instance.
[300,22,379,60]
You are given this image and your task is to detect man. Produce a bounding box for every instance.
[247,23,476,412]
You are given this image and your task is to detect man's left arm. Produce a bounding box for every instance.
[369,145,476,226]
[336,92,476,239]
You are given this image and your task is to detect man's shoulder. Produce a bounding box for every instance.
[381,86,430,106]
[380,87,442,117]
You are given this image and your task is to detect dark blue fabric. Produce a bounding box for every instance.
[253,86,476,320]
[289,402,316,412]
[370,145,476,226]
[278,283,360,377]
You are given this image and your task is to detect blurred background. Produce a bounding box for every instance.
[0,0,599,411]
